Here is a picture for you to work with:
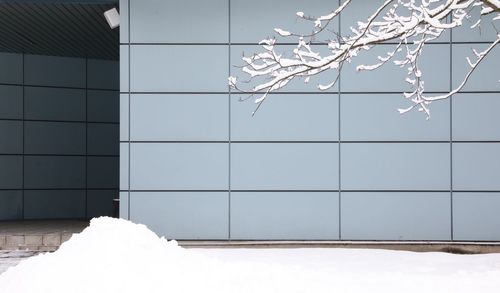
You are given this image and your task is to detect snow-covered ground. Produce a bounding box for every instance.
[1,217,499,293]
[0,251,39,275]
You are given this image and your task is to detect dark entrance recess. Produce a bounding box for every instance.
[0,0,119,220]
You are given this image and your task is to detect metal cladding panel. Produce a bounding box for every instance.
[24,54,86,88]
[0,121,23,154]
[452,94,500,141]
[24,190,86,219]
[341,94,450,141]
[342,44,450,92]
[130,143,229,190]
[341,192,451,240]
[231,192,339,240]
[0,53,23,84]
[452,7,498,42]
[0,191,23,220]
[340,0,449,43]
[119,94,129,141]
[24,87,86,121]
[87,59,119,89]
[230,45,339,93]
[119,191,129,220]
[87,156,119,189]
[24,121,86,155]
[24,156,86,189]
[453,143,500,191]
[452,44,499,91]
[119,45,129,92]
[87,123,119,155]
[231,94,339,141]
[130,0,228,43]
[87,190,116,218]
[231,143,339,190]
[87,90,119,123]
[341,143,450,190]
[130,94,229,141]
[130,192,229,240]
[0,85,23,119]
[119,143,129,190]
[119,0,128,43]
[231,0,338,43]
[130,45,228,92]
[453,193,500,241]
[0,156,23,189]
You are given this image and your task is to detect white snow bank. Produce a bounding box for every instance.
[1,217,500,293]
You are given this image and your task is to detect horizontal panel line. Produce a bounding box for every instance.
[120,141,500,144]
[335,141,449,143]
[126,43,230,46]
[181,240,500,244]
[452,190,500,193]
[0,118,118,124]
[122,41,493,46]
[4,189,499,193]
[126,141,338,143]
[121,190,500,193]
[0,82,118,91]
[120,91,500,95]
[452,141,500,143]
[0,188,118,191]
[124,91,339,95]
[125,43,332,46]
[128,190,230,193]
[342,141,500,143]
[341,190,451,193]
[233,190,339,192]
[340,91,500,94]
[124,92,231,95]
[0,82,22,87]
[0,154,119,157]
[88,121,119,125]
[125,141,228,143]
[221,239,454,242]
[121,141,500,144]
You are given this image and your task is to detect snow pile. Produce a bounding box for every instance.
[1,217,500,293]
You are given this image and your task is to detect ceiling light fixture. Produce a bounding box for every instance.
[104,8,120,29]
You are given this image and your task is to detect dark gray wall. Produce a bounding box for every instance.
[120,0,500,241]
[0,52,119,220]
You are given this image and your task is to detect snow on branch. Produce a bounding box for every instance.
[229,0,500,118]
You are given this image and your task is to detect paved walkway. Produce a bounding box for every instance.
[0,220,88,251]
[1,220,499,255]
[0,251,40,275]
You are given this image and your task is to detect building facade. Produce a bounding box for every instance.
[0,1,120,221]
[0,52,119,220]
[119,0,500,241]
[1,0,498,241]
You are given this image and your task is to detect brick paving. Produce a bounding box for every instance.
[0,220,88,251]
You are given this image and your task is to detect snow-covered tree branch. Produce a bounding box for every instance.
[229,0,500,117]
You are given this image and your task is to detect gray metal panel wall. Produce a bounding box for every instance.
[0,52,119,220]
[121,0,500,241]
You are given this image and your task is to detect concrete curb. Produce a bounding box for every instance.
[178,241,500,254]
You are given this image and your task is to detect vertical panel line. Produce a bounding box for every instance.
[228,0,232,241]
[85,57,88,219]
[450,26,454,241]
[128,0,131,220]
[338,0,342,240]
[22,53,25,219]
